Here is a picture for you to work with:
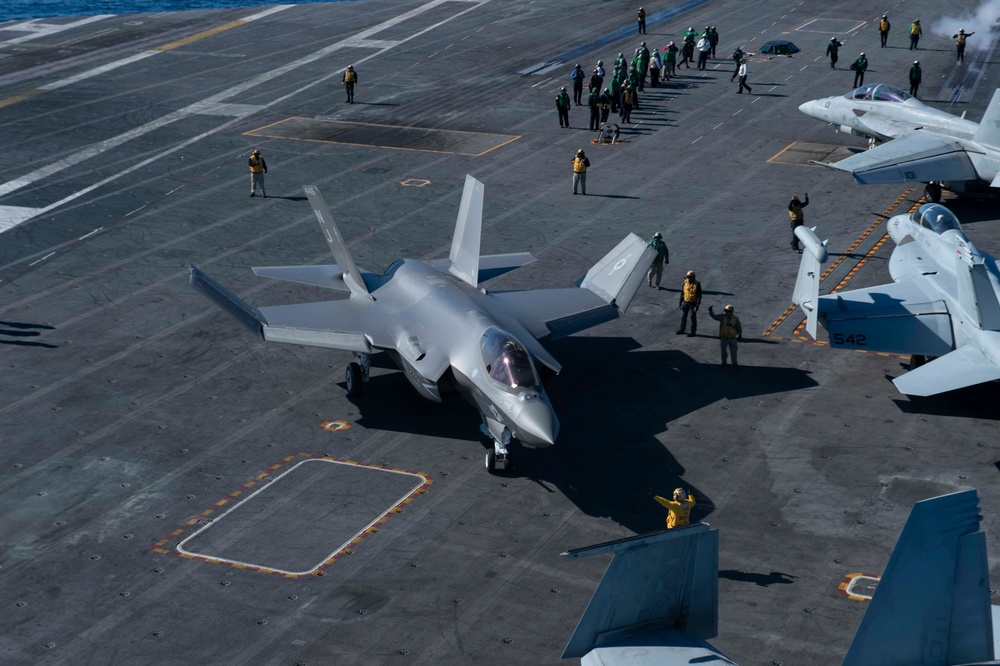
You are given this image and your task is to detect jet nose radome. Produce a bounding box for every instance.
[798,99,822,119]
[516,401,560,447]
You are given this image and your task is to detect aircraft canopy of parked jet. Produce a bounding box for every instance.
[846,83,913,103]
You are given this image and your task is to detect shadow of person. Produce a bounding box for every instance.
[718,569,796,586]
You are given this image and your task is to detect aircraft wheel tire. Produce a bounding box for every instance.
[910,354,927,369]
[346,362,364,396]
[486,449,497,474]
[924,183,942,203]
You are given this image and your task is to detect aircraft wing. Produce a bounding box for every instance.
[489,288,620,340]
[817,278,955,357]
[813,131,978,185]
[190,264,393,354]
[892,344,1000,396]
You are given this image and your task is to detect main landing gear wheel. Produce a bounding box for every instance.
[925,183,942,203]
[345,362,364,396]
[910,354,927,369]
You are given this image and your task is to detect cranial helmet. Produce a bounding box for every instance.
[673,488,688,500]
[686,270,695,278]
[724,304,734,312]
[653,232,662,239]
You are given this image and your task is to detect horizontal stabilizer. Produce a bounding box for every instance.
[562,524,723,661]
[303,185,371,299]
[580,233,656,312]
[972,88,1000,149]
[844,490,994,666]
[792,226,828,339]
[892,345,1000,396]
[427,252,536,282]
[820,132,977,185]
[189,264,266,337]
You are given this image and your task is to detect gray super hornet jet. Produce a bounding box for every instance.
[792,203,1000,396]
[798,83,1000,202]
[190,176,654,472]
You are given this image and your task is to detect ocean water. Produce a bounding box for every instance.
[1,1,338,22]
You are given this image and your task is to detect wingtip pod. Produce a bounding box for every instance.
[792,227,828,339]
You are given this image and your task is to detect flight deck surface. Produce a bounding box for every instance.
[1,0,998,664]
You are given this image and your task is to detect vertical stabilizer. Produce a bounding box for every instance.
[448,175,484,286]
[792,226,828,339]
[844,490,995,666]
[303,185,371,299]
[972,89,1000,150]
[954,237,1000,330]
[561,524,723,660]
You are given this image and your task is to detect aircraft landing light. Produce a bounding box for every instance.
[767,141,862,168]
[321,419,352,432]
[838,573,880,601]
[245,117,519,157]
[152,453,431,577]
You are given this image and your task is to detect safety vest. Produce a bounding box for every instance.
[248,155,264,174]
[789,201,804,221]
[682,279,699,302]
[622,89,634,105]
[910,23,921,36]
[879,19,889,33]
[344,69,357,84]
[720,315,740,338]
[957,33,967,45]
[573,157,588,173]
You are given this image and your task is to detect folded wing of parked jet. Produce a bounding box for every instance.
[891,345,1000,396]
[489,233,656,340]
[811,131,978,185]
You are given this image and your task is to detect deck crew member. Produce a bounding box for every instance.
[708,304,743,367]
[677,270,701,336]
[248,149,267,198]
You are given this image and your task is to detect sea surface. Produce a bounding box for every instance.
[1,1,340,22]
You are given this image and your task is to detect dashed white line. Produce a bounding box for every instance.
[79,228,103,240]
[29,252,55,267]
[125,205,147,217]
[733,109,743,116]
[691,136,703,144]
[713,122,724,129]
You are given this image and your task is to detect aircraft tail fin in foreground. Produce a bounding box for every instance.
[561,524,731,664]
[844,490,996,666]
[448,175,484,286]
[188,264,267,336]
[955,241,1000,330]
[303,185,371,299]
[972,89,1000,150]
[792,226,828,339]
[580,233,656,312]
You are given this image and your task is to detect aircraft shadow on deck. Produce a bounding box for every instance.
[891,379,1000,420]
[347,336,816,532]
[0,320,57,348]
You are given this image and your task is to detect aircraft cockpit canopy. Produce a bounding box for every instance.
[480,328,537,390]
[911,203,961,234]
[846,83,913,103]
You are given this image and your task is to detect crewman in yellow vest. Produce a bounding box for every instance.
[677,270,701,336]
[248,148,267,198]
[708,303,743,367]
[878,15,890,48]
[572,149,590,195]
[953,29,975,63]
[653,488,696,528]
[343,65,358,103]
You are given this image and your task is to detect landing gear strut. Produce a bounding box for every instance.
[345,353,371,396]
[480,418,511,474]
[924,182,943,203]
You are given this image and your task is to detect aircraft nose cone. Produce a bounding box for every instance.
[516,401,559,447]
[798,100,819,117]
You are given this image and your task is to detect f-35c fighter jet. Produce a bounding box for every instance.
[792,203,1000,396]
[190,176,654,472]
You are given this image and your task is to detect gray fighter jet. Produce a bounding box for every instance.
[792,203,1000,396]
[189,176,654,472]
[797,84,1000,202]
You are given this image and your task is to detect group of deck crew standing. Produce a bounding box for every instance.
[558,25,753,133]
[825,15,976,98]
